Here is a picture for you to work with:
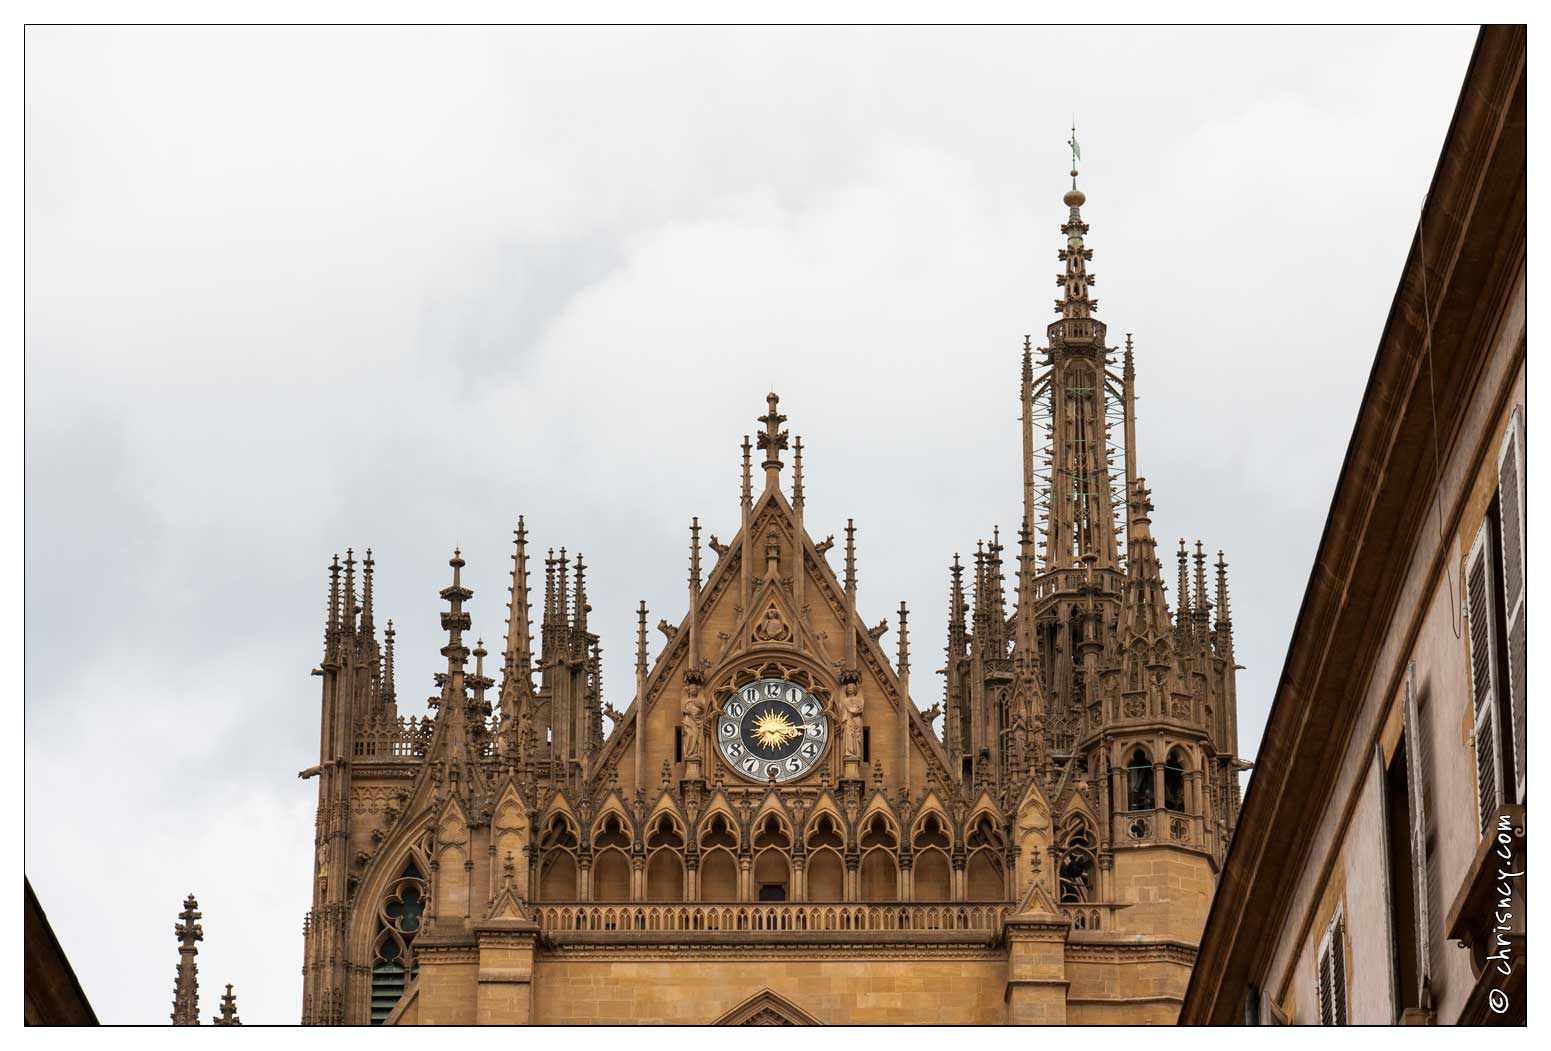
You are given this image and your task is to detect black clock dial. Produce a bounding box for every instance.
[716,677,829,783]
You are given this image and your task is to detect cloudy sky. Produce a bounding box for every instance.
[25,25,1478,1023]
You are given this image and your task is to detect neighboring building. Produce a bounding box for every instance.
[1180,25,1525,1027]
[25,879,98,1025]
[296,161,1247,1025]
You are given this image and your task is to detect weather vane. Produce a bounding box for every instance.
[1068,121,1081,176]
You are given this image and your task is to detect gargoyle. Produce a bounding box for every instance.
[868,619,889,641]
[815,535,835,556]
[658,619,678,642]
[708,535,729,557]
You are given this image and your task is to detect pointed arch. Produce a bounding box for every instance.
[645,810,686,902]
[1126,746,1154,810]
[964,812,1006,901]
[806,847,844,902]
[1057,812,1097,904]
[700,847,738,902]
[858,812,898,901]
[592,846,631,902]
[538,811,579,901]
[369,856,427,1025]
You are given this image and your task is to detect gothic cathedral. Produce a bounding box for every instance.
[299,170,1246,1025]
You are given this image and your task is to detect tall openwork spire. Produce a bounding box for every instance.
[171,894,203,1025]
[1036,143,1120,570]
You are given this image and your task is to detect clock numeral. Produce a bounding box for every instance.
[728,702,743,718]
[721,722,736,737]
[741,757,760,774]
[800,701,817,719]
[786,757,803,772]
[786,686,802,704]
[764,682,781,698]
[742,688,757,704]
[728,744,742,759]
[808,723,825,738]
[802,743,818,758]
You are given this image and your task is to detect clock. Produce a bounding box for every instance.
[715,677,829,784]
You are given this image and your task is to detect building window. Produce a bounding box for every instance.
[674,726,683,764]
[371,860,426,1025]
[862,727,871,764]
[1317,907,1348,1025]
[1126,748,1154,810]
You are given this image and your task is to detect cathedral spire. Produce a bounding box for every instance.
[1193,540,1211,641]
[342,549,357,639]
[1119,479,1170,641]
[359,547,375,637]
[573,553,589,642]
[503,518,534,681]
[1176,539,1193,642]
[171,894,202,1026]
[947,554,967,662]
[1215,549,1235,658]
[325,554,341,655]
[381,619,397,708]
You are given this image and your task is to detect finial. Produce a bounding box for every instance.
[1065,122,1085,204]
[171,894,204,1025]
[756,392,790,491]
[213,983,241,1026]
[897,601,910,675]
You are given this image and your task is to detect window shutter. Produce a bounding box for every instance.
[1317,911,1348,1025]
[1318,939,1334,1025]
[1497,409,1526,803]
[1401,663,1432,997]
[1331,916,1348,1025]
[1466,525,1503,833]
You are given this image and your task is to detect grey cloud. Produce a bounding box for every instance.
[24,25,1478,1022]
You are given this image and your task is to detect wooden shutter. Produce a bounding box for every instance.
[1401,663,1432,998]
[1497,408,1526,803]
[1466,525,1503,833]
[1317,909,1348,1025]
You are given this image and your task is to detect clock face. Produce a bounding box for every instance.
[716,678,829,784]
